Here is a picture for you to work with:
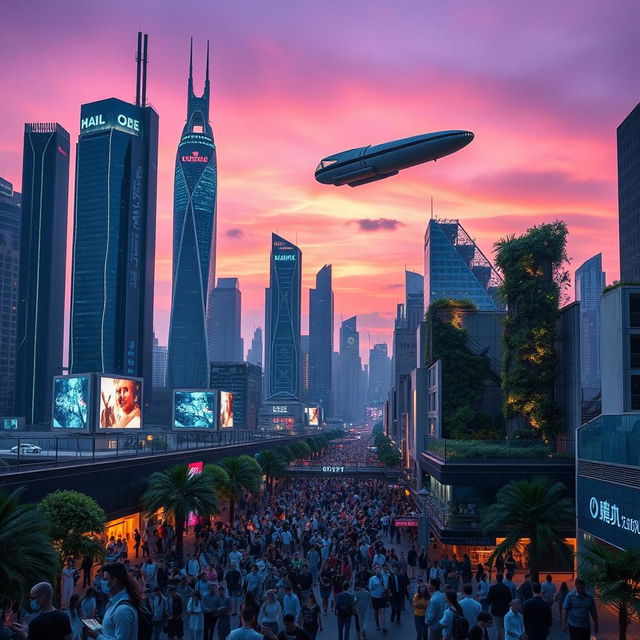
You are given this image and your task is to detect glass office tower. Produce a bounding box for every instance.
[264,233,301,400]
[424,218,504,311]
[309,264,333,414]
[15,123,70,425]
[70,38,158,388]
[167,40,217,389]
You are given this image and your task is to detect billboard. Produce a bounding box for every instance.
[2,417,22,430]
[305,406,319,427]
[173,391,216,429]
[219,391,234,428]
[98,376,142,429]
[52,375,91,430]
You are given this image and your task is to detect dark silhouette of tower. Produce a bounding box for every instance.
[309,264,333,414]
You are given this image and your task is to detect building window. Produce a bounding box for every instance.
[632,375,640,410]
[631,294,640,328]
[631,334,640,368]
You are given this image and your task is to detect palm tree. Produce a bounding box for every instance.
[203,463,230,495]
[141,464,218,564]
[291,441,312,460]
[579,539,640,640]
[217,455,263,524]
[0,488,59,602]
[277,446,295,463]
[481,476,574,579]
[256,451,287,490]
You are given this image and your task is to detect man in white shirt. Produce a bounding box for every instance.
[460,583,482,628]
[228,545,243,569]
[504,599,526,640]
[281,585,301,624]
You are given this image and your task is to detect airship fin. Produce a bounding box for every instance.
[348,170,399,187]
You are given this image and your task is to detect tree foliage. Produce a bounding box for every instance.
[256,450,287,490]
[481,476,574,578]
[39,489,106,565]
[494,221,570,441]
[578,539,640,640]
[0,489,59,603]
[142,464,218,563]
[373,432,402,467]
[216,455,263,523]
[425,298,498,438]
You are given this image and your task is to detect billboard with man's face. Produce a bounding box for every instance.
[305,406,319,426]
[219,391,234,428]
[52,375,91,430]
[173,391,216,429]
[98,376,142,429]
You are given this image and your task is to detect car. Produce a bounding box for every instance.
[10,443,42,454]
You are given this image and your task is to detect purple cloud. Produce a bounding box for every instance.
[226,228,244,239]
[355,218,404,232]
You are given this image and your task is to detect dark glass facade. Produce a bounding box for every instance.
[15,124,70,425]
[405,270,424,332]
[0,178,21,416]
[337,316,364,423]
[425,219,504,311]
[167,45,217,389]
[264,234,301,400]
[309,264,333,414]
[210,362,262,431]
[618,103,640,281]
[70,98,158,389]
[209,278,242,362]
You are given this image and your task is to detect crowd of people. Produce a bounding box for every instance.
[1,431,599,640]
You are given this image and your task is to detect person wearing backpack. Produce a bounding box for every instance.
[439,590,469,640]
[85,561,151,640]
[334,582,356,640]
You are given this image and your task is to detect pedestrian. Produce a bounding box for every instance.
[334,582,356,640]
[486,573,512,640]
[61,558,76,608]
[425,577,445,640]
[186,590,204,640]
[276,613,309,640]
[368,566,389,632]
[459,583,481,629]
[353,581,372,640]
[81,554,94,588]
[86,562,141,640]
[540,576,557,618]
[150,586,168,640]
[134,528,141,558]
[477,574,489,612]
[301,593,322,640]
[407,545,418,581]
[215,585,231,640]
[227,607,277,640]
[439,590,466,640]
[504,599,525,640]
[66,594,83,640]
[81,588,97,619]
[412,582,429,640]
[505,553,516,577]
[203,582,220,640]
[319,565,332,615]
[556,581,569,624]
[562,578,598,640]
[523,582,551,640]
[257,590,282,635]
[388,565,408,625]
[167,584,185,640]
[10,582,72,640]
[468,611,493,640]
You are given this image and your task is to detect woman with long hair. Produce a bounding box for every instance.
[257,590,283,635]
[412,583,430,640]
[301,592,322,640]
[319,563,333,615]
[439,590,464,640]
[66,593,83,640]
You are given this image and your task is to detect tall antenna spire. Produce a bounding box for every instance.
[430,195,434,219]
[189,37,193,81]
[206,39,210,83]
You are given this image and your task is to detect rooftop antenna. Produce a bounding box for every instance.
[141,33,148,107]
[135,31,142,107]
[189,37,193,81]
[205,39,210,84]
[430,195,434,219]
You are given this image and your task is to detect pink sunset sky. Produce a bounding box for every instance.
[1,0,638,363]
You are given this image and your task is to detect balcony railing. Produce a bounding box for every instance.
[423,436,572,462]
[0,429,294,473]
[423,495,483,530]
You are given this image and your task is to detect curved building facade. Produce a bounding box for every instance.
[167,41,217,389]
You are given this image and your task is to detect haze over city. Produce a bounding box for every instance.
[1,0,637,360]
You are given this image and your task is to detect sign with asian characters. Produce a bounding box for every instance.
[589,496,640,534]
[394,517,419,527]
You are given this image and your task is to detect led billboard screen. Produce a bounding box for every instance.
[98,376,142,429]
[2,417,19,430]
[174,391,216,429]
[52,375,91,429]
[219,391,234,428]
[306,406,319,426]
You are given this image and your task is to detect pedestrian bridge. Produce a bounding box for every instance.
[285,463,403,479]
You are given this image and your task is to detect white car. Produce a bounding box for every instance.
[10,443,42,454]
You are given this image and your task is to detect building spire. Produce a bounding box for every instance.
[206,40,210,84]
[189,37,193,81]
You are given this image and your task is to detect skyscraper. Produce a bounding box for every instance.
[209,278,243,362]
[70,33,158,389]
[15,124,70,425]
[246,327,263,367]
[0,178,21,416]
[618,103,640,281]
[309,264,333,414]
[152,334,168,388]
[264,233,301,400]
[424,218,504,311]
[368,343,391,404]
[337,316,365,423]
[575,253,606,401]
[405,270,424,332]
[167,39,217,389]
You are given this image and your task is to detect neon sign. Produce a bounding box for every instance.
[274,254,296,261]
[181,150,209,163]
[589,496,640,535]
[322,466,345,473]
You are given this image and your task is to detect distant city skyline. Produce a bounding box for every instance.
[0,2,637,363]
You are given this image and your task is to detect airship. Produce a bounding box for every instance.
[314,130,474,187]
